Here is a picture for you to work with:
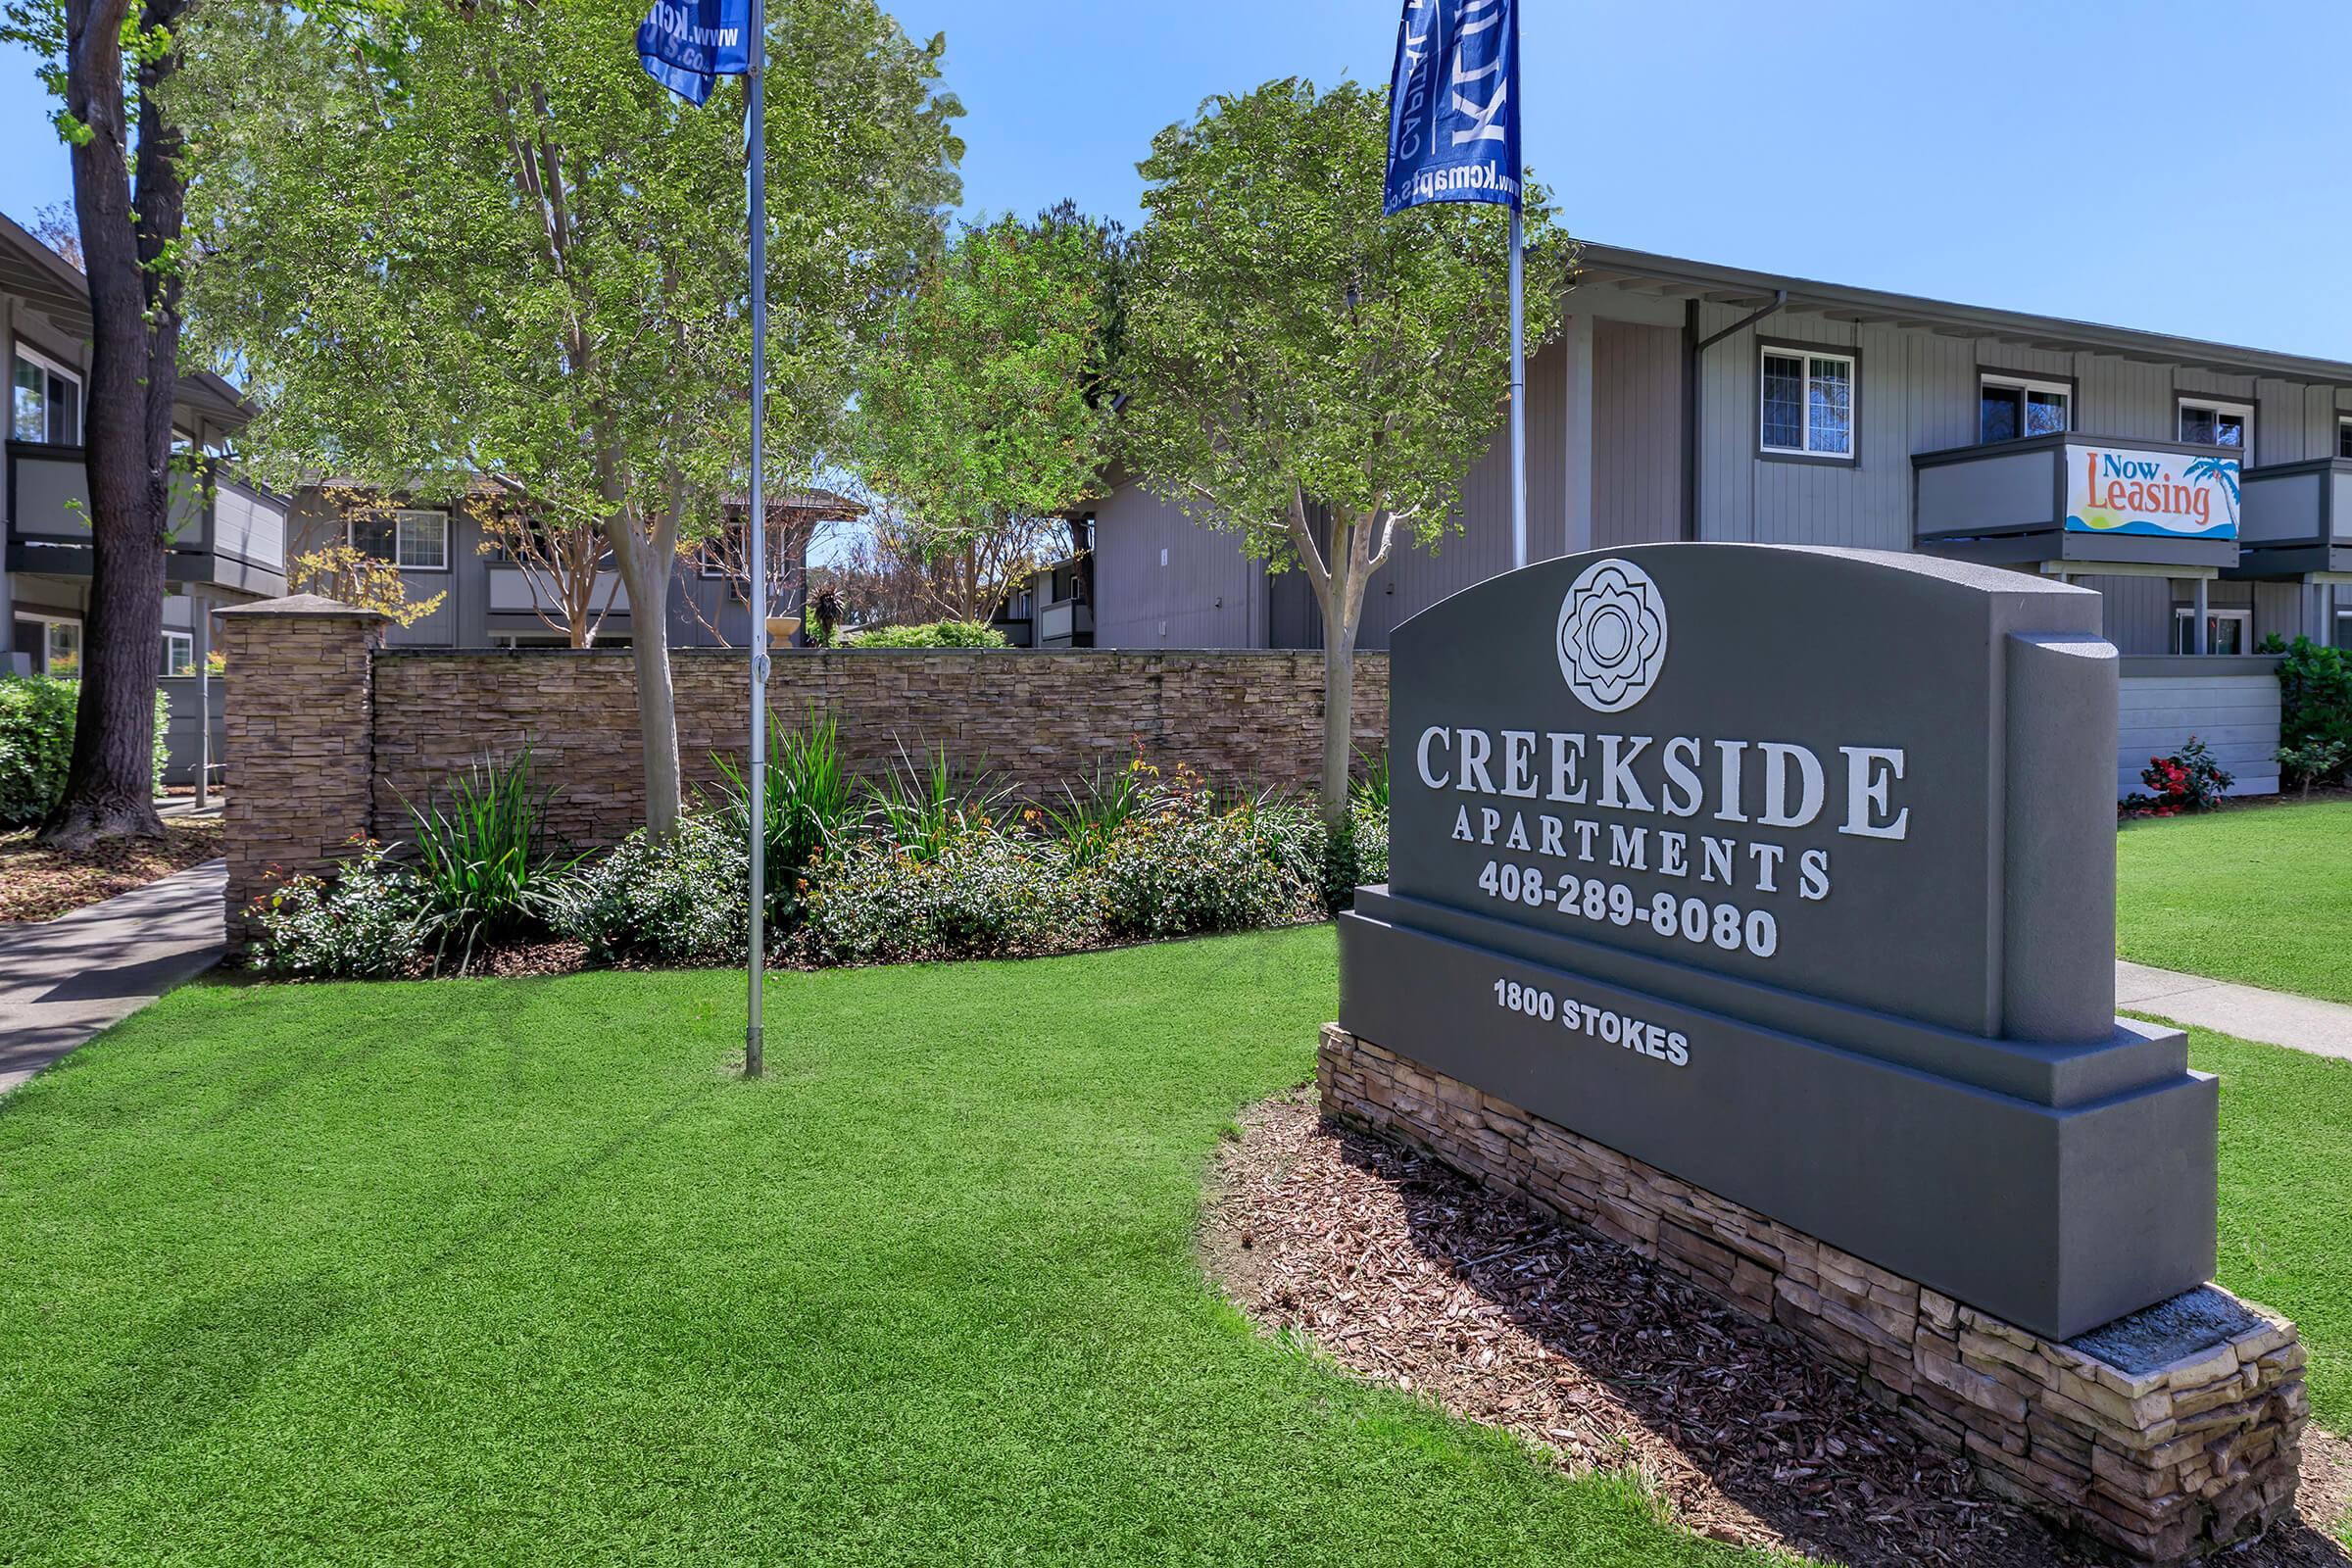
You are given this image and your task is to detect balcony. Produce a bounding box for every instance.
[1038,599,1094,647]
[2227,458,2352,582]
[5,442,288,596]
[487,563,630,614]
[1913,432,2239,576]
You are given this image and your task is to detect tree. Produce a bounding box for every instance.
[287,546,447,627]
[30,201,84,270]
[845,489,1059,626]
[173,0,961,836]
[681,490,863,648]
[473,513,622,649]
[848,204,1121,625]
[1121,77,1569,845]
[6,0,199,845]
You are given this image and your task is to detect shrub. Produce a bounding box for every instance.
[1349,800,1390,887]
[0,675,77,828]
[557,812,748,965]
[794,827,1100,965]
[862,746,1012,862]
[1038,757,1164,868]
[2276,739,2348,800]
[715,708,858,927]
[0,677,170,827]
[250,841,429,978]
[2264,636,2352,786]
[2122,736,2234,817]
[843,620,1009,650]
[403,745,581,971]
[1093,793,1324,941]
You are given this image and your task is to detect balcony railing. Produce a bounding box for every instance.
[5,441,288,595]
[1039,600,1094,645]
[1913,432,2240,573]
[487,564,630,614]
[2229,457,2352,580]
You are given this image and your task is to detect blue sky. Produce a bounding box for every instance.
[6,0,2350,359]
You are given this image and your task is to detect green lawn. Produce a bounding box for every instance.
[2192,1025,2352,1430]
[2118,799,2352,1003]
[0,927,1766,1567]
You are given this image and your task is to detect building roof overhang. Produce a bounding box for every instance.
[1575,243,2352,386]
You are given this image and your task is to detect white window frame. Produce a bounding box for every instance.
[2173,606,2252,656]
[161,630,195,676]
[1758,346,1857,461]
[2335,416,2352,461]
[1979,374,2073,442]
[2178,397,2255,461]
[15,611,82,677]
[12,342,82,445]
[351,508,451,571]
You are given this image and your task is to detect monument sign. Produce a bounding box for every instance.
[1340,543,2217,1341]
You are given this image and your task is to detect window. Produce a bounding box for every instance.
[352,508,450,570]
[11,345,80,445]
[2337,417,2352,460]
[161,631,195,676]
[2179,397,2253,458]
[1759,347,1855,459]
[2172,606,2251,656]
[1981,375,2071,443]
[12,613,82,677]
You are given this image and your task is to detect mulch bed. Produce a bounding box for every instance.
[0,817,225,923]
[1203,1090,2352,1568]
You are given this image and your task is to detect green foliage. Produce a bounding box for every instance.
[556,811,748,966]
[1039,756,1160,868]
[793,827,1100,965]
[2277,739,2348,797]
[1093,786,1325,941]
[0,675,77,829]
[2263,635,2352,781]
[249,841,429,978]
[1122,77,1570,568]
[842,620,1010,649]
[404,745,581,971]
[861,745,1011,861]
[849,203,1123,581]
[713,708,858,927]
[0,678,168,827]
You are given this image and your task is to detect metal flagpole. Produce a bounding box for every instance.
[744,0,768,1080]
[1508,205,1527,570]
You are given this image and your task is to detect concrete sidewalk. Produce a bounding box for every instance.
[0,859,226,1095]
[2117,959,2352,1064]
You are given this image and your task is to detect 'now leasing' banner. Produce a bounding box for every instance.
[2065,444,2239,540]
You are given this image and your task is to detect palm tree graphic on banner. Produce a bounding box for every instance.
[2182,456,2241,532]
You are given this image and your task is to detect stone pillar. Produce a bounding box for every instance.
[215,595,390,946]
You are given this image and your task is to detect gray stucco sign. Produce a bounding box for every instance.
[1340,544,2217,1341]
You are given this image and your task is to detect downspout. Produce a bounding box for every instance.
[1683,289,1788,542]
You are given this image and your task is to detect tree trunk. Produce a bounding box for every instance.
[1321,616,1356,841]
[39,0,185,847]
[607,527,683,839]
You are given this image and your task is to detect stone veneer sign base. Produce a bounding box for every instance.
[1319,1025,2308,1565]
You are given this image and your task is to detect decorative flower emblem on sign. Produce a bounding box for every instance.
[1556,558,1668,712]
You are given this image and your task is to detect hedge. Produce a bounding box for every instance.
[0,675,172,828]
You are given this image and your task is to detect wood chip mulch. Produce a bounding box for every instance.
[0,817,225,923]
[1203,1090,2352,1568]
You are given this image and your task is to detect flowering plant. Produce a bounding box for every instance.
[2121,737,2233,818]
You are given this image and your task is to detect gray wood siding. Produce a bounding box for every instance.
[2117,664,2280,797]
[1090,479,1264,649]
[1592,318,1682,548]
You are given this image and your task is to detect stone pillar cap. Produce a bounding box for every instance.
[215,593,393,621]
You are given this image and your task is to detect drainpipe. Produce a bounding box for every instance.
[1683,289,1788,542]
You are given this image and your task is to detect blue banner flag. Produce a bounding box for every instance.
[637,0,751,105]
[1384,0,1520,215]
